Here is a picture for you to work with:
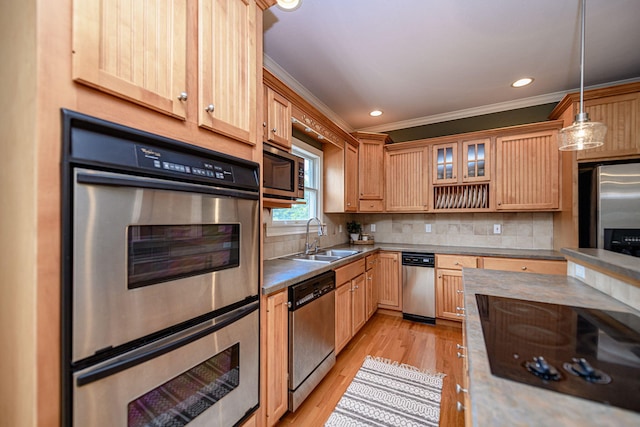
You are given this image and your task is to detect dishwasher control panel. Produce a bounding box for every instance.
[401,252,435,267]
[288,270,336,311]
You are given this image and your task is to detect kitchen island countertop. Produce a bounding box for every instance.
[463,268,640,426]
[263,243,564,295]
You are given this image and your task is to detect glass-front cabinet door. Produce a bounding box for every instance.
[432,142,458,184]
[462,138,490,183]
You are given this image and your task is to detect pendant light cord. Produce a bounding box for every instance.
[579,0,586,117]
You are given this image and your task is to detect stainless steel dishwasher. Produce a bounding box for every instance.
[288,270,336,412]
[402,252,436,324]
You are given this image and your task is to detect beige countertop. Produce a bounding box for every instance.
[462,268,640,426]
[262,243,565,295]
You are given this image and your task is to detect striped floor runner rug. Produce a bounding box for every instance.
[325,356,445,427]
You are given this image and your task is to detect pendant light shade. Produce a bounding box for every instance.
[558,0,607,151]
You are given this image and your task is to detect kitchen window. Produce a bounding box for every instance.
[267,141,323,235]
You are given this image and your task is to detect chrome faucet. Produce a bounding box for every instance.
[304,217,324,254]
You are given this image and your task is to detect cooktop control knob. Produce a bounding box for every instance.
[524,356,561,381]
[563,358,612,384]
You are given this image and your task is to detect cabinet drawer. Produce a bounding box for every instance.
[436,254,478,270]
[482,257,566,275]
[359,199,384,212]
[365,254,378,271]
[335,258,366,285]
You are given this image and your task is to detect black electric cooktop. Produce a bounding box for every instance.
[475,294,640,412]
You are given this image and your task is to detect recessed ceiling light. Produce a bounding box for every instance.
[369,110,383,117]
[276,0,302,11]
[512,78,534,88]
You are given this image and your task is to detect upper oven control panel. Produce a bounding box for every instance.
[136,145,235,183]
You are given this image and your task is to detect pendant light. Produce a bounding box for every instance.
[558,0,607,151]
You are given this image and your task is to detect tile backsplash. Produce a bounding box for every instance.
[263,211,553,260]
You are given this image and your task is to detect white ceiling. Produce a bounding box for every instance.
[263,0,640,133]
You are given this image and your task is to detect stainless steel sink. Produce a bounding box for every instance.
[319,249,361,257]
[280,249,361,263]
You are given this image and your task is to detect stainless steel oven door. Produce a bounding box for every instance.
[72,168,259,362]
[73,302,259,427]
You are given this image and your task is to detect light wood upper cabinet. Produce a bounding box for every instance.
[354,132,388,210]
[199,0,258,144]
[345,143,359,212]
[264,85,292,149]
[550,82,640,162]
[265,289,288,426]
[385,146,429,212]
[576,92,640,161]
[377,252,402,311]
[72,0,188,119]
[462,139,490,183]
[432,139,490,185]
[432,142,458,184]
[495,130,560,210]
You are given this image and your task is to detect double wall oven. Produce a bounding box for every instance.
[61,110,260,426]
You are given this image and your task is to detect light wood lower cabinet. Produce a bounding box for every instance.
[435,254,477,322]
[351,274,367,335]
[334,259,366,354]
[377,252,402,310]
[436,269,464,322]
[240,413,257,427]
[365,253,379,320]
[482,257,566,275]
[265,290,288,426]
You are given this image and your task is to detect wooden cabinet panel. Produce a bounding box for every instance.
[351,274,366,335]
[577,92,640,160]
[72,0,188,119]
[264,86,292,149]
[495,130,560,210]
[436,269,463,322]
[385,147,429,211]
[357,136,385,201]
[436,254,478,270]
[335,281,352,354]
[482,257,566,275]
[199,0,258,144]
[265,290,288,425]
[377,252,402,310]
[345,143,359,212]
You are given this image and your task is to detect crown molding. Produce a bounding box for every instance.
[263,56,640,134]
[263,55,354,132]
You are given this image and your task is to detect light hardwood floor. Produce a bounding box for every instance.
[276,312,466,427]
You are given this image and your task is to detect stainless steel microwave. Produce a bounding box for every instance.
[263,143,305,200]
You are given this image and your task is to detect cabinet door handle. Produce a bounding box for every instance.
[272,128,277,133]
[456,290,464,294]
[456,401,465,412]
[177,92,188,101]
[456,344,466,350]
[456,384,468,394]
[521,266,527,271]
[456,306,465,311]
[457,352,466,359]
[205,104,215,113]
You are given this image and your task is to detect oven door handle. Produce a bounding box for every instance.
[75,301,259,387]
[75,169,258,200]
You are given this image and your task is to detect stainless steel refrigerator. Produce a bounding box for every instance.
[580,162,640,257]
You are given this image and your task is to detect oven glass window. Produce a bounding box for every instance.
[127,224,240,289]
[128,343,240,427]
